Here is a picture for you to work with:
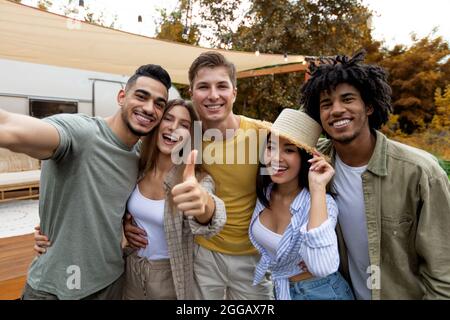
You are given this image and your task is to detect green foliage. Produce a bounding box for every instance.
[438,159,450,178]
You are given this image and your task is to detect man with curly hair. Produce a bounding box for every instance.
[300,50,450,300]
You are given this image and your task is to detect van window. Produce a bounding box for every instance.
[29,99,78,119]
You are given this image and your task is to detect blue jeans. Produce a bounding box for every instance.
[288,272,354,300]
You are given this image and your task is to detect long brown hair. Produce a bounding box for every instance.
[139,99,201,178]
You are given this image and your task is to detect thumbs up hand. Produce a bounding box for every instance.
[172,150,215,224]
[182,149,197,182]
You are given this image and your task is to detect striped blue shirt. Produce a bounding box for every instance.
[249,185,340,300]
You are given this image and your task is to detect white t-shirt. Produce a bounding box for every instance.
[127,185,169,260]
[333,154,371,300]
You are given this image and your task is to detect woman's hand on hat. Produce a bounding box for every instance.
[308,153,335,191]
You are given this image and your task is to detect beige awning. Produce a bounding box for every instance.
[0,0,307,85]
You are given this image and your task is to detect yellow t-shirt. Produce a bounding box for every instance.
[196,115,265,255]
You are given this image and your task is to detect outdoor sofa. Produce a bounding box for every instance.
[0,148,40,203]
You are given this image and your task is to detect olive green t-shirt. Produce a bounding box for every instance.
[27,114,139,299]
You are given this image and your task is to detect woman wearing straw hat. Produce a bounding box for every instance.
[248,108,354,300]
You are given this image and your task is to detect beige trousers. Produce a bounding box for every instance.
[122,251,176,300]
[193,244,274,300]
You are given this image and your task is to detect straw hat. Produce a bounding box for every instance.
[248,108,323,156]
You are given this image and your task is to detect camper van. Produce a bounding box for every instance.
[0,58,180,118]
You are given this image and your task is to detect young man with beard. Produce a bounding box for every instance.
[0,64,171,299]
[300,50,450,299]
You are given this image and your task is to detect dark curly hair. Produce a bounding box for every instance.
[300,50,392,130]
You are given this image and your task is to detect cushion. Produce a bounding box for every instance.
[0,148,41,174]
[0,170,41,187]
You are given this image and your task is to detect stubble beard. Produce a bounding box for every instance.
[332,132,358,145]
[121,110,153,137]
[330,117,369,145]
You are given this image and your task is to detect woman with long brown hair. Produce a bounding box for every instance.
[121,99,226,300]
[35,99,226,300]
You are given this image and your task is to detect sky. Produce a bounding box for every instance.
[362,0,450,48]
[19,0,450,49]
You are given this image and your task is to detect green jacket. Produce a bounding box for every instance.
[318,130,450,300]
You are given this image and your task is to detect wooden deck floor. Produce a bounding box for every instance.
[0,233,35,300]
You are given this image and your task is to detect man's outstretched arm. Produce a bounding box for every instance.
[0,109,60,159]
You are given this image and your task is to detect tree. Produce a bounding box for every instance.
[383,84,450,160]
[230,0,376,121]
[154,0,245,47]
[154,1,449,159]
[154,0,378,122]
[152,0,205,98]
[231,0,372,56]
[193,0,246,48]
[432,85,450,131]
[381,35,450,134]
[381,44,450,160]
[155,3,200,45]
[61,0,118,28]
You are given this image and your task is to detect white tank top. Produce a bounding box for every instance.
[127,185,169,260]
[251,215,283,258]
